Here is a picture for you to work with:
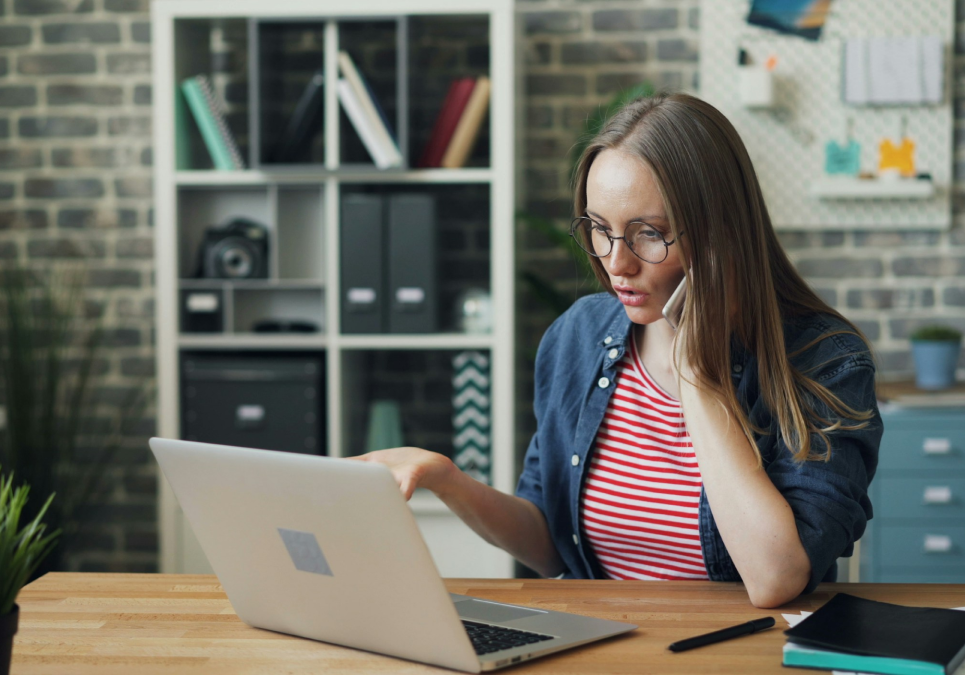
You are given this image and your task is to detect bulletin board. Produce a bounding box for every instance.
[699,0,953,230]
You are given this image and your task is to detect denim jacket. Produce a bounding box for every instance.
[515,293,882,593]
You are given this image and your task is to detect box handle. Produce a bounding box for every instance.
[923,534,953,554]
[923,486,953,505]
[922,438,952,455]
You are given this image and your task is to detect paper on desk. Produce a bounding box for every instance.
[782,608,965,675]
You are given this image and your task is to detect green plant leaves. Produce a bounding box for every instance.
[0,469,60,615]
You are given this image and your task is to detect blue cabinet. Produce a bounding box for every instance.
[862,407,965,582]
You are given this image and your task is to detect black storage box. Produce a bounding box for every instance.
[181,353,325,455]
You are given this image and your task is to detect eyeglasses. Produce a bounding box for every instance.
[569,216,683,264]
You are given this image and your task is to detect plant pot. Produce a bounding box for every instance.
[911,340,962,390]
[0,604,19,675]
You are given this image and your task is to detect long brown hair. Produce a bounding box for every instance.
[573,93,873,463]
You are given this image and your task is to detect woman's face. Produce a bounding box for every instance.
[585,148,685,326]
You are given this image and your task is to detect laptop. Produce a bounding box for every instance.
[149,437,636,672]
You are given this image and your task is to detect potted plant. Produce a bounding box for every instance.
[0,469,60,675]
[910,325,963,390]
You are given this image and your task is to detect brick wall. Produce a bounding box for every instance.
[0,0,962,572]
[0,0,155,572]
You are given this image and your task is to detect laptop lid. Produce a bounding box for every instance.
[150,437,482,673]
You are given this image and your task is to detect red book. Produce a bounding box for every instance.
[417,77,476,168]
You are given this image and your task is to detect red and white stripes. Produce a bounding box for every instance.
[580,339,709,581]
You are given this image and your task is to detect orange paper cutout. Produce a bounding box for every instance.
[878,138,915,176]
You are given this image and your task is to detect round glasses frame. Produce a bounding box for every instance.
[568,216,683,264]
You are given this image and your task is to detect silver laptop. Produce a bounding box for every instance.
[150,437,636,672]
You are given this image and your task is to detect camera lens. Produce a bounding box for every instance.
[215,242,254,278]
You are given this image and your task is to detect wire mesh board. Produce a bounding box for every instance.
[699,0,953,229]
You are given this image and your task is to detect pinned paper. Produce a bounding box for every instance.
[879,138,915,176]
[825,140,861,175]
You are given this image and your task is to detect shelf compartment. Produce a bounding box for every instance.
[340,349,492,485]
[233,286,325,334]
[408,15,490,169]
[255,20,327,166]
[177,187,271,280]
[174,18,250,171]
[338,20,404,168]
[338,183,491,335]
[181,351,326,455]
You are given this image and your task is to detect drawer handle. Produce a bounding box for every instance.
[923,486,953,505]
[922,438,952,455]
[923,535,953,553]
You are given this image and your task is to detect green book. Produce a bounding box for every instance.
[180,75,244,171]
[784,642,948,675]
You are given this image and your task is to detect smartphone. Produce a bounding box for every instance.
[662,277,687,331]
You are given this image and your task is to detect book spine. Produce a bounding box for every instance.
[417,77,476,169]
[337,51,402,167]
[195,75,246,170]
[337,79,392,169]
[440,76,491,169]
[181,78,236,171]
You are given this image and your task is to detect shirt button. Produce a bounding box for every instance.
[571,454,580,467]
[604,336,613,345]
[598,377,610,389]
[608,348,619,359]
[733,364,743,373]
[572,534,580,546]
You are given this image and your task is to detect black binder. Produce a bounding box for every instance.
[340,193,384,334]
[784,593,965,674]
[387,194,437,333]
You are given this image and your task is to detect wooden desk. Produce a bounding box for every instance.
[13,573,965,673]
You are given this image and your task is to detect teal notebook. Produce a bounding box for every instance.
[180,75,245,171]
[783,594,965,675]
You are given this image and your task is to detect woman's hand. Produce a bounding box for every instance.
[351,447,456,500]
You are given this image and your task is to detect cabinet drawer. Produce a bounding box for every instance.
[876,477,965,520]
[878,525,965,568]
[878,429,965,471]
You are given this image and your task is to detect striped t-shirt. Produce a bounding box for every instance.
[580,337,709,581]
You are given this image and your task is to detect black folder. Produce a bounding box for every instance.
[340,193,384,334]
[784,593,965,675]
[386,194,437,334]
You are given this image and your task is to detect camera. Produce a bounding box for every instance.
[199,218,269,279]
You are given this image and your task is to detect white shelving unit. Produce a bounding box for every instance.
[152,0,516,578]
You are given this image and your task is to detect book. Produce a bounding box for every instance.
[440,75,491,169]
[270,67,325,164]
[336,79,393,169]
[180,75,245,171]
[417,77,476,168]
[783,594,965,675]
[336,50,402,168]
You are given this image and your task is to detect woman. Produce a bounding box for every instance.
[356,93,881,609]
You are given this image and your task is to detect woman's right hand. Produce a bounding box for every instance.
[351,447,456,501]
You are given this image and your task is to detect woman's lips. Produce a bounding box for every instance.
[614,286,649,307]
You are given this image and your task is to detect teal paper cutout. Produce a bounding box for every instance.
[824,139,861,175]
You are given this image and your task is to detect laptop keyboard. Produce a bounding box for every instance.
[462,620,555,655]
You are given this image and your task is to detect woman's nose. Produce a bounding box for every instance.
[604,239,640,277]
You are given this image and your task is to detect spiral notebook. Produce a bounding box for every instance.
[180,74,246,171]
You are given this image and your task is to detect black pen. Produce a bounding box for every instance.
[668,616,776,652]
